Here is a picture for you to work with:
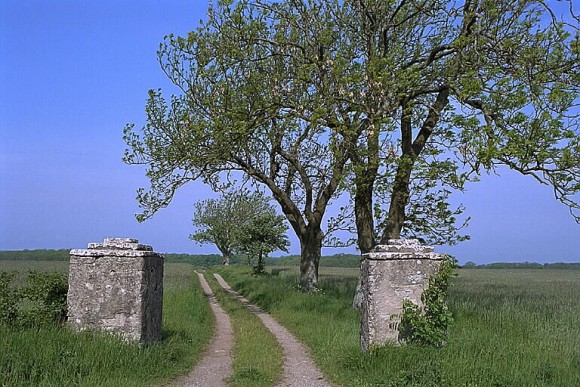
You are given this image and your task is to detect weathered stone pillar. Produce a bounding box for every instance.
[67,238,164,343]
[360,239,444,351]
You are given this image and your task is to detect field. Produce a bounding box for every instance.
[1,261,579,386]
[1,262,214,386]
[215,266,580,386]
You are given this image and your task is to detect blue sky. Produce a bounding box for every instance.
[0,1,578,264]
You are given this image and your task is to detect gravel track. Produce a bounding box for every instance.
[168,271,234,387]
[213,273,333,387]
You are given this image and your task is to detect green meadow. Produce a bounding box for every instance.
[1,259,579,386]
[215,266,580,386]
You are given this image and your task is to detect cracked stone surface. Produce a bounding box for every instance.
[360,239,444,350]
[67,238,163,343]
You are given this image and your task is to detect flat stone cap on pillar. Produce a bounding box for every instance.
[363,239,443,260]
[70,238,161,258]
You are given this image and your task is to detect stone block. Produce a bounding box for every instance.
[67,238,164,343]
[360,239,444,351]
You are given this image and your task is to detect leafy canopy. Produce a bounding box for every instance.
[124,0,580,258]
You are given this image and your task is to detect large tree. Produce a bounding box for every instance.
[343,0,579,253]
[124,0,579,291]
[124,0,369,291]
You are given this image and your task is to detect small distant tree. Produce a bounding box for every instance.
[238,212,290,274]
[190,189,286,265]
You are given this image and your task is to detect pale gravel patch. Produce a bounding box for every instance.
[213,273,334,387]
[168,271,234,387]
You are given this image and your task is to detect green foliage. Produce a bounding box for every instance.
[399,256,458,347]
[237,211,290,274]
[0,270,68,328]
[191,189,288,266]
[0,272,18,326]
[122,0,376,290]
[0,249,361,268]
[19,271,68,327]
[125,1,579,280]
[164,253,224,266]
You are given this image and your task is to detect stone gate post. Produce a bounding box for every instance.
[67,238,164,343]
[360,239,444,351]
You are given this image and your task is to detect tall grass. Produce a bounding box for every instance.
[1,262,213,386]
[217,266,580,386]
[447,269,580,386]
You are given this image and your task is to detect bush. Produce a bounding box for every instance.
[0,271,18,325]
[0,270,68,328]
[399,256,458,347]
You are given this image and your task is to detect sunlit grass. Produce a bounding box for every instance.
[1,262,213,386]
[217,266,580,386]
[3,260,579,386]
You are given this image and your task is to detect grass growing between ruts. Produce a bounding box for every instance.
[203,271,283,386]
[216,266,580,386]
[1,263,213,386]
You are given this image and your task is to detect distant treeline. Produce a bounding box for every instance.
[0,249,361,267]
[462,261,580,270]
[165,253,362,267]
[0,250,71,261]
[0,250,230,266]
[1,250,578,269]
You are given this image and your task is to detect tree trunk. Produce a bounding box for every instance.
[354,88,449,306]
[379,88,449,244]
[352,179,377,309]
[379,156,414,243]
[255,247,265,274]
[354,184,376,254]
[299,229,323,292]
[353,155,413,309]
[351,119,380,308]
[220,249,231,266]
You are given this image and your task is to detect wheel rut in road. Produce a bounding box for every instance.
[213,273,333,387]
